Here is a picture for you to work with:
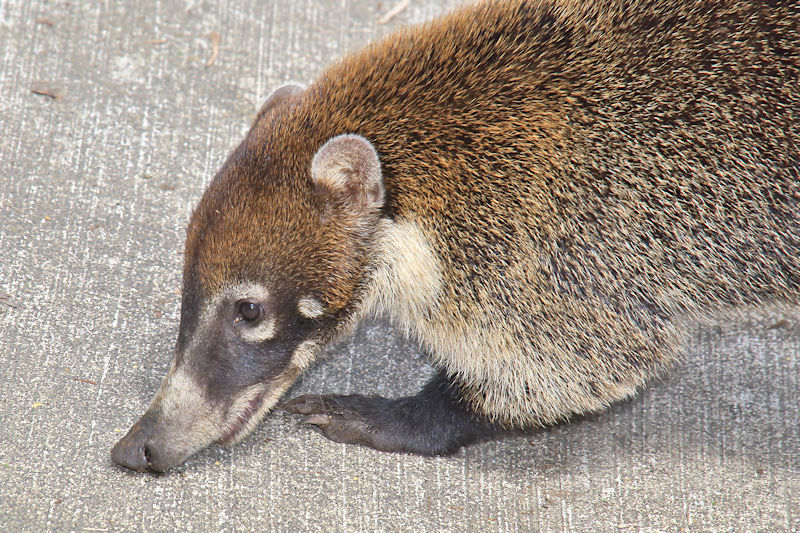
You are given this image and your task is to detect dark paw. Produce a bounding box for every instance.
[281,394,395,450]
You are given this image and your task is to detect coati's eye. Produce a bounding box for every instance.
[237,301,262,322]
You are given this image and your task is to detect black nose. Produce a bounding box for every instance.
[111,412,168,472]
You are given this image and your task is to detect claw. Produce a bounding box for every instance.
[281,393,408,451]
[301,413,331,427]
[280,394,326,414]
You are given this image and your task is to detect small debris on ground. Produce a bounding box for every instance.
[0,293,18,309]
[31,81,61,100]
[205,31,220,67]
[378,0,410,24]
[147,38,167,45]
[1,199,23,213]
[35,17,54,27]
[767,319,790,330]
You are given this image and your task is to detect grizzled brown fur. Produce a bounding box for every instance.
[113,0,799,471]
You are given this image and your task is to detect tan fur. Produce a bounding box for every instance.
[297,297,325,319]
[361,219,443,336]
[289,340,320,371]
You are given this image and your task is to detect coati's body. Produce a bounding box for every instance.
[112,0,799,472]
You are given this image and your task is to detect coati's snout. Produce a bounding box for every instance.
[111,283,318,472]
[112,88,387,471]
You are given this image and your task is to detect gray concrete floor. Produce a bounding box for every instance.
[1,0,798,531]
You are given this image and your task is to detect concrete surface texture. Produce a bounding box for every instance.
[0,0,798,531]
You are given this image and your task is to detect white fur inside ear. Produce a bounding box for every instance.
[311,134,384,210]
[297,296,325,319]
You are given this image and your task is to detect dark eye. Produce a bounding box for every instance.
[238,301,262,322]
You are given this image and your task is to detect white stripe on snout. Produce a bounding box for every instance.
[148,365,222,443]
[297,296,324,319]
[221,366,301,446]
[150,363,207,414]
[239,317,278,343]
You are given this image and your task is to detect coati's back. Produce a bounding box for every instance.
[261,0,800,425]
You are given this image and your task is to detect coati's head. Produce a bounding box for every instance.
[111,84,385,472]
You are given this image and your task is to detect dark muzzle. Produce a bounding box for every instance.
[111,411,171,473]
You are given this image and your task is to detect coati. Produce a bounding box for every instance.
[111,0,800,472]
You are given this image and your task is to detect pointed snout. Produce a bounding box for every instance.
[111,411,172,473]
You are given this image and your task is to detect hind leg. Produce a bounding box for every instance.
[281,371,504,455]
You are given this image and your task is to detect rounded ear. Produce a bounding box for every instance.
[255,83,305,122]
[311,134,384,215]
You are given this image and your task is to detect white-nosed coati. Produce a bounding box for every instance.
[112,0,799,472]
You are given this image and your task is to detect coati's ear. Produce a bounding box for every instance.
[311,134,384,216]
[255,83,305,122]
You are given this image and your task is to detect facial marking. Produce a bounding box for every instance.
[192,283,272,331]
[218,366,302,446]
[227,283,270,309]
[297,296,325,319]
[239,316,278,343]
[150,362,209,416]
[155,281,317,452]
[290,340,319,370]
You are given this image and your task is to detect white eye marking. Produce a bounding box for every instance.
[239,317,278,343]
[297,296,325,319]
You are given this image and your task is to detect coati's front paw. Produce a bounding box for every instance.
[282,377,498,455]
[282,393,406,452]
